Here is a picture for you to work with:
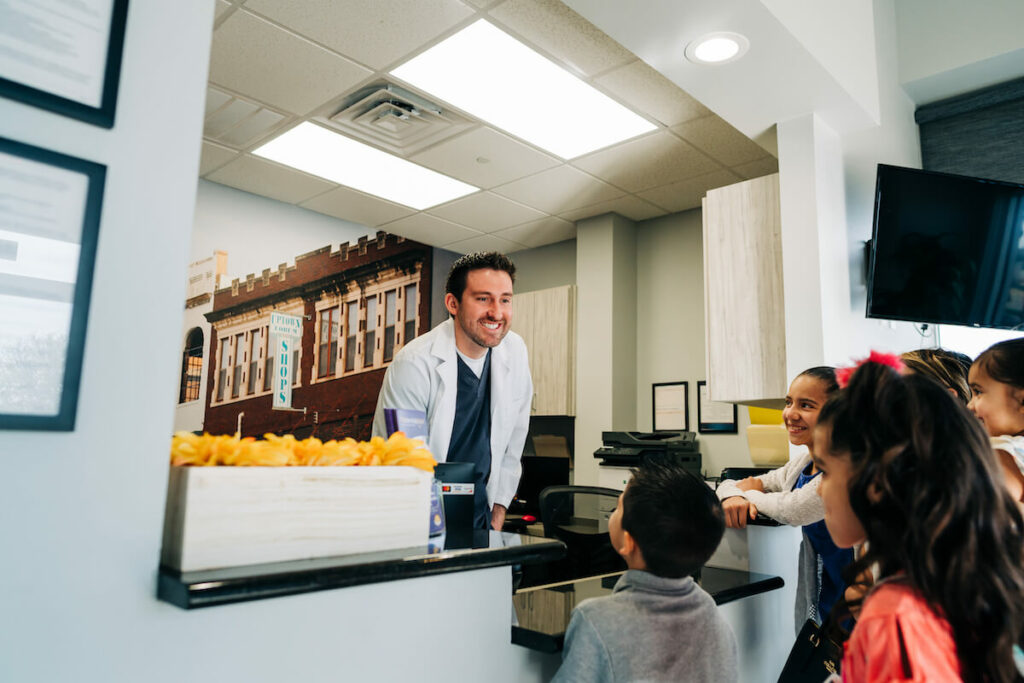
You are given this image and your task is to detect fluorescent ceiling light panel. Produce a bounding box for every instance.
[252,122,478,210]
[391,20,656,159]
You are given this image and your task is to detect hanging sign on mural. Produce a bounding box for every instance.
[270,312,302,409]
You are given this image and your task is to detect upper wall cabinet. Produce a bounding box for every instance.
[513,285,576,416]
[702,174,787,407]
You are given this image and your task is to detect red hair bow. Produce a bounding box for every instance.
[835,351,905,388]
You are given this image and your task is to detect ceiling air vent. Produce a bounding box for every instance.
[318,83,473,157]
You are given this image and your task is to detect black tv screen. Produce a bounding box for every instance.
[867,164,1024,330]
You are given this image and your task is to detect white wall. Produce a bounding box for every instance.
[760,0,880,124]
[836,0,936,358]
[896,0,1024,103]
[511,239,577,294]
[191,179,372,281]
[635,210,752,476]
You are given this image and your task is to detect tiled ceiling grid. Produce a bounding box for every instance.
[200,0,779,254]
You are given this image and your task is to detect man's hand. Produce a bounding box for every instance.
[736,477,764,492]
[722,496,758,528]
[491,504,507,531]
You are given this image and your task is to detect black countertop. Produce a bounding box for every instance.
[511,566,785,653]
[158,530,565,610]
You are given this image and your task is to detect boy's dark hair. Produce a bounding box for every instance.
[974,337,1024,390]
[621,459,724,578]
[900,347,972,404]
[445,251,516,302]
[818,361,1024,683]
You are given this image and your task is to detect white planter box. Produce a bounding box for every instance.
[161,466,431,572]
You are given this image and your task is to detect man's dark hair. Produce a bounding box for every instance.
[445,251,516,302]
[621,459,725,578]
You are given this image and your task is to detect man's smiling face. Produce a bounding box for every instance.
[445,268,513,357]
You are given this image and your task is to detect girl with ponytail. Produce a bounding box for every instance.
[813,358,1024,682]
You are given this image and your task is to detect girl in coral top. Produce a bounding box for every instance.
[812,356,1024,683]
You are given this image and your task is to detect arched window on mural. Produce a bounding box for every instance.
[179,328,204,403]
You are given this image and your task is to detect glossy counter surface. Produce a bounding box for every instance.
[158,530,565,610]
[511,566,785,653]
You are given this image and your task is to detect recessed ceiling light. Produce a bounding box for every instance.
[390,20,656,160]
[685,32,750,65]
[252,122,478,210]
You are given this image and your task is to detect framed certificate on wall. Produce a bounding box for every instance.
[697,380,738,434]
[652,381,689,432]
[0,137,106,430]
[0,0,129,128]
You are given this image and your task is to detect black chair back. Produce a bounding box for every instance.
[538,485,627,579]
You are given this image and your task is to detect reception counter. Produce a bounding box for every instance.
[158,530,565,609]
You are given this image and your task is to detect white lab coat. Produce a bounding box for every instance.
[372,318,533,509]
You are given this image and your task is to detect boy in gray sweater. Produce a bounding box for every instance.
[552,460,738,683]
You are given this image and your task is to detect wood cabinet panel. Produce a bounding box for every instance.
[512,285,576,415]
[702,174,787,405]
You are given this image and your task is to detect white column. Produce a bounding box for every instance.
[574,213,638,487]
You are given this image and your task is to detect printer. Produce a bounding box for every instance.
[594,431,701,475]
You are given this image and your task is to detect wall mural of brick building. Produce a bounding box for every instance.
[202,232,431,442]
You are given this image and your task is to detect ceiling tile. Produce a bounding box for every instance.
[594,60,710,126]
[410,127,560,189]
[218,108,287,148]
[427,192,546,232]
[205,86,232,118]
[199,141,239,176]
[209,10,372,114]
[637,169,743,213]
[732,156,780,179]
[572,131,722,193]
[492,165,625,214]
[494,216,575,248]
[206,155,337,204]
[300,185,416,226]
[244,0,473,71]
[462,0,501,7]
[558,194,665,223]
[379,213,483,246]
[214,0,234,25]
[672,116,772,167]
[489,0,634,77]
[443,233,526,255]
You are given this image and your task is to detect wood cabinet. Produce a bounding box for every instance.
[512,284,576,415]
[702,174,787,406]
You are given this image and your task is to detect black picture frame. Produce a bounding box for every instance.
[652,381,689,432]
[0,136,106,430]
[0,0,129,129]
[697,380,738,434]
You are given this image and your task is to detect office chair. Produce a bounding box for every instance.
[538,486,627,581]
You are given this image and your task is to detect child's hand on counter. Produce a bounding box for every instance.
[722,496,758,528]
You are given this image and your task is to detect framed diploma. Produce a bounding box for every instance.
[652,381,688,432]
[697,380,738,434]
[0,0,129,128]
[0,137,105,430]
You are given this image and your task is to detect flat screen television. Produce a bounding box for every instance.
[867,164,1024,330]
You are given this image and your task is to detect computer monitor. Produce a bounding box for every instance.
[511,455,570,518]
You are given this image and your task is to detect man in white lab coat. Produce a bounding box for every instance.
[372,252,533,531]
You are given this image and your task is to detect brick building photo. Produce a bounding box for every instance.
[196,231,431,442]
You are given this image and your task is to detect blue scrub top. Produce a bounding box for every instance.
[446,351,492,530]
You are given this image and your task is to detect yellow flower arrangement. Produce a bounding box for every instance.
[169,431,436,472]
